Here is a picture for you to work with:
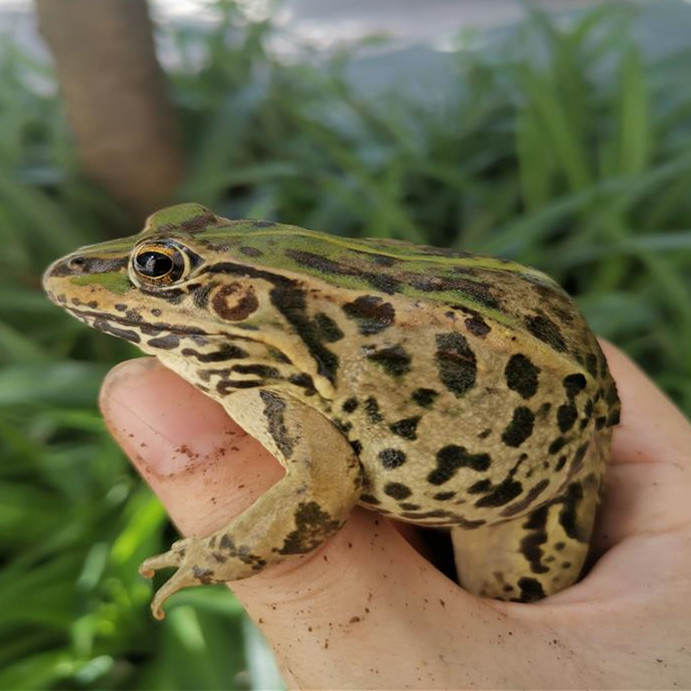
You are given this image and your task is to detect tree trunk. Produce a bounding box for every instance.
[35,0,185,224]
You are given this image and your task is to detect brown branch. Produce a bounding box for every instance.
[35,0,185,223]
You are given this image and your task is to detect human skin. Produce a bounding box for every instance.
[99,342,691,689]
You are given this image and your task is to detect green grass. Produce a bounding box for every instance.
[1,1,690,688]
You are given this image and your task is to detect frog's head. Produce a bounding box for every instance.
[43,203,344,396]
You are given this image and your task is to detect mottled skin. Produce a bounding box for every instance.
[43,203,620,618]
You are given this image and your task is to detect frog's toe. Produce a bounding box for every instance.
[138,547,184,578]
[148,567,203,620]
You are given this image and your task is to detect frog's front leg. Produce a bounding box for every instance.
[139,390,362,619]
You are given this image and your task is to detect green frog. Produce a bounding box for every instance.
[43,203,620,619]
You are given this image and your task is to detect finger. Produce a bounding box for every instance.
[99,359,559,689]
[591,342,691,552]
[600,341,691,469]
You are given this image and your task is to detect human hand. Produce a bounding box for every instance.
[99,342,691,689]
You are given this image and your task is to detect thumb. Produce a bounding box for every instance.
[99,358,530,689]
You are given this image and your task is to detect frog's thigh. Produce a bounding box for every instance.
[451,469,601,602]
[140,390,362,618]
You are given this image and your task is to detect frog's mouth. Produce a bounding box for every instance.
[62,307,213,345]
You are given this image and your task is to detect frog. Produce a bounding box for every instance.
[43,203,620,619]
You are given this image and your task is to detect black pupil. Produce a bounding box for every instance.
[135,251,173,278]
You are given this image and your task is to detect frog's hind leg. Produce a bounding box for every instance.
[451,469,603,602]
[139,390,363,619]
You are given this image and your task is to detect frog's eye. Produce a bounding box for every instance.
[131,242,189,285]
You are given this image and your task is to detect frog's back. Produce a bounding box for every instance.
[176,216,612,391]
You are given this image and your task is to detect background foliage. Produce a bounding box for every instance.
[1,1,690,688]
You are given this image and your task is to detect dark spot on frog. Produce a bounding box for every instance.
[378,448,407,469]
[585,353,598,377]
[427,445,491,485]
[606,409,621,427]
[604,382,620,407]
[411,388,439,408]
[501,479,550,518]
[563,373,588,397]
[240,245,263,257]
[525,314,566,353]
[259,390,295,458]
[464,312,491,337]
[341,397,358,413]
[399,502,420,511]
[548,437,566,455]
[214,533,267,570]
[313,312,344,342]
[285,249,401,294]
[557,403,578,432]
[181,343,249,362]
[516,577,546,602]
[114,303,127,312]
[147,334,180,350]
[505,354,540,399]
[468,479,492,494]
[192,566,215,584]
[364,396,383,423]
[567,442,590,479]
[364,273,401,295]
[435,332,477,397]
[141,286,185,304]
[366,344,412,378]
[125,308,142,323]
[192,281,216,310]
[334,418,352,434]
[93,318,141,344]
[414,275,501,310]
[138,323,164,336]
[212,282,259,321]
[349,439,363,455]
[433,491,456,501]
[519,505,549,574]
[501,407,535,447]
[389,416,421,440]
[474,479,523,508]
[250,220,277,229]
[342,295,395,335]
[278,501,342,555]
[384,482,412,500]
[359,493,380,505]
[288,373,317,396]
[268,347,292,364]
[371,254,398,267]
[268,281,340,384]
[477,428,492,439]
[556,482,585,541]
[234,364,280,379]
[555,455,567,472]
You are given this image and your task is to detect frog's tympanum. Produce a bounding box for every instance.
[44,204,620,619]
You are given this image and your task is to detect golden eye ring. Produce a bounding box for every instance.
[131,242,189,284]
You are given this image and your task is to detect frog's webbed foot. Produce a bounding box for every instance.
[139,538,214,620]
